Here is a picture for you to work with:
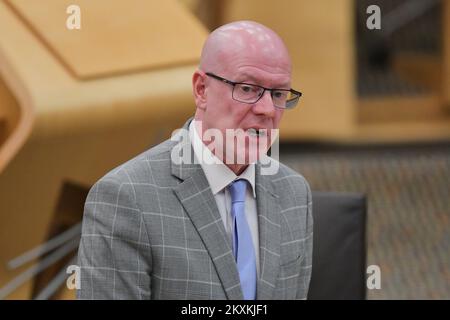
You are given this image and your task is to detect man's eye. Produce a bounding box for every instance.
[273,91,286,99]
[240,85,253,93]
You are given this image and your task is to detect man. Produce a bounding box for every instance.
[77,20,313,300]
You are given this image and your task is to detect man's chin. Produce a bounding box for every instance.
[221,132,271,166]
[223,147,267,166]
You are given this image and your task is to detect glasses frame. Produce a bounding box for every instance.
[205,72,302,109]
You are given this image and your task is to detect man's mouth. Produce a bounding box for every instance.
[246,128,267,137]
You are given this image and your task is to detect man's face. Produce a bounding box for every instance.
[200,50,290,166]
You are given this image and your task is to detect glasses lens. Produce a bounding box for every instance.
[232,82,301,109]
[273,90,299,109]
[233,84,264,103]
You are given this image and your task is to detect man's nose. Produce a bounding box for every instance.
[253,90,276,117]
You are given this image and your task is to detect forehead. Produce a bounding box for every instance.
[224,57,291,87]
[218,38,291,86]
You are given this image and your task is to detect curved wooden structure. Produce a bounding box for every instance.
[0,71,33,174]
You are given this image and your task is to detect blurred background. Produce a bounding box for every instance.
[0,0,448,299]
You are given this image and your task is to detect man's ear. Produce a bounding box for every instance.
[192,70,207,110]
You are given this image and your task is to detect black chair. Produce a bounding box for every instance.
[307,192,367,300]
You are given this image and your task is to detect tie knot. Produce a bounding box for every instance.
[229,179,247,203]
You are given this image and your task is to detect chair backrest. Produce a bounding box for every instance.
[307,192,367,300]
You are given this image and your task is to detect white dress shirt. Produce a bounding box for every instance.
[189,120,260,277]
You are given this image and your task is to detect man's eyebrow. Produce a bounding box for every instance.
[234,73,259,83]
[235,73,290,89]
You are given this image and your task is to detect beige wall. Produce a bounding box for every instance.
[221,0,357,141]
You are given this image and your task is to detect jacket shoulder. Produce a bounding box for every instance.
[95,138,176,186]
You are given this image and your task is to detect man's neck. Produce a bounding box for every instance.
[227,163,249,176]
[192,118,252,176]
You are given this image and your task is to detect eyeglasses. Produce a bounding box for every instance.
[205,72,302,109]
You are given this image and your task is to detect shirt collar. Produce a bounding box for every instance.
[189,119,256,197]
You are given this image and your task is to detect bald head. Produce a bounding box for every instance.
[199,21,291,75]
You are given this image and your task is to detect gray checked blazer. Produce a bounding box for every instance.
[77,118,313,300]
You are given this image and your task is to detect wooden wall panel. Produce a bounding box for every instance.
[6,0,207,79]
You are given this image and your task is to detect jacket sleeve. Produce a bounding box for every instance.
[77,176,152,299]
[296,177,313,300]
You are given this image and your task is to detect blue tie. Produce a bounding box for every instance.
[228,179,257,300]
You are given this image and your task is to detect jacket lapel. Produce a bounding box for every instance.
[255,164,281,300]
[171,131,243,300]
